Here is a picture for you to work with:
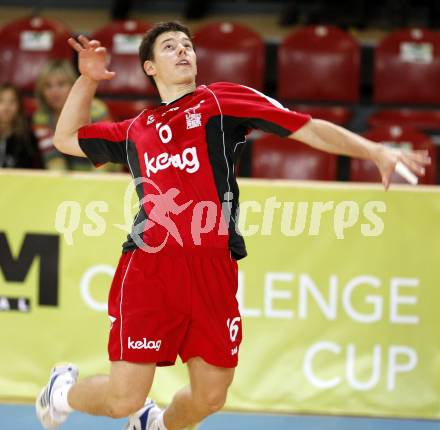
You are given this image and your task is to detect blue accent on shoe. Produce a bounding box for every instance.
[40,373,59,408]
[47,374,59,399]
[139,403,154,430]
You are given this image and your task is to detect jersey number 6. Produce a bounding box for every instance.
[227,317,241,342]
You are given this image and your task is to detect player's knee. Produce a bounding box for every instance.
[194,388,227,414]
[105,395,145,419]
[204,393,227,414]
[205,398,226,414]
[106,402,131,419]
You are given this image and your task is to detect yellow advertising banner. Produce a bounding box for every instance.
[0,170,439,419]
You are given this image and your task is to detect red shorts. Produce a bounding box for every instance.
[107,247,242,368]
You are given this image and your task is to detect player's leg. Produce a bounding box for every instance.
[68,361,156,417]
[162,357,235,430]
[36,250,172,429]
[36,360,156,429]
[155,252,241,430]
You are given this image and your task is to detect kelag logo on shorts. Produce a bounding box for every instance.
[127,337,162,351]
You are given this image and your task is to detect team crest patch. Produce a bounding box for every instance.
[185,101,204,130]
[147,114,155,125]
[186,111,201,129]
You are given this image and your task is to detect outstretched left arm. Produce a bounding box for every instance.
[291,118,431,189]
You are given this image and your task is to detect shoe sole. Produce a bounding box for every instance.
[35,363,78,430]
[36,386,59,430]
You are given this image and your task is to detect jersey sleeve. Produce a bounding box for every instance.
[77,119,131,166]
[207,82,311,137]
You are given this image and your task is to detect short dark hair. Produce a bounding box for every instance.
[0,83,31,143]
[139,21,194,87]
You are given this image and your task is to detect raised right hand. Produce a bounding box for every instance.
[68,35,115,81]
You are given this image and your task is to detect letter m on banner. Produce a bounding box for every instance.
[0,232,59,306]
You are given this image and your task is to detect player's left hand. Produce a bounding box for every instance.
[68,35,116,82]
[372,145,431,189]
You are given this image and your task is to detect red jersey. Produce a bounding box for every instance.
[78,82,310,259]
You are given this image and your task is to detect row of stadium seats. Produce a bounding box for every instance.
[251,126,437,184]
[1,16,440,131]
[0,15,438,183]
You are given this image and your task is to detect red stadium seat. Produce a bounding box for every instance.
[277,26,360,126]
[278,25,360,101]
[371,28,440,131]
[350,126,437,185]
[0,16,72,92]
[290,105,352,126]
[368,108,440,131]
[91,20,155,97]
[193,22,265,90]
[252,133,337,180]
[105,99,154,122]
[373,28,440,104]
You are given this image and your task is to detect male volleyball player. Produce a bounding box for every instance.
[36,21,430,430]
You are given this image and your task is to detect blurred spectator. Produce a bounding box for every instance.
[0,83,41,169]
[33,59,117,171]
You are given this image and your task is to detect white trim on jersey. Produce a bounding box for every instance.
[119,249,137,360]
[124,110,147,246]
[233,139,247,153]
[232,139,247,176]
[204,86,232,214]
[125,109,147,176]
[241,84,289,111]
[118,110,146,360]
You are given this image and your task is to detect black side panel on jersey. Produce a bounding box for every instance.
[205,116,249,260]
[122,139,148,253]
[78,138,127,165]
[244,117,293,137]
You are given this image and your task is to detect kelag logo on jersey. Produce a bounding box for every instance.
[0,232,60,313]
[143,146,200,177]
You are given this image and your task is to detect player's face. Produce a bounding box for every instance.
[146,31,197,87]
[0,88,19,125]
[43,73,72,112]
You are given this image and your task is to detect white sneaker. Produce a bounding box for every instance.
[36,363,79,429]
[124,399,162,430]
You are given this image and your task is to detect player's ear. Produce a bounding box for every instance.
[143,60,156,77]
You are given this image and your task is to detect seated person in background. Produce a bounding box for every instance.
[33,59,119,172]
[0,83,41,169]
